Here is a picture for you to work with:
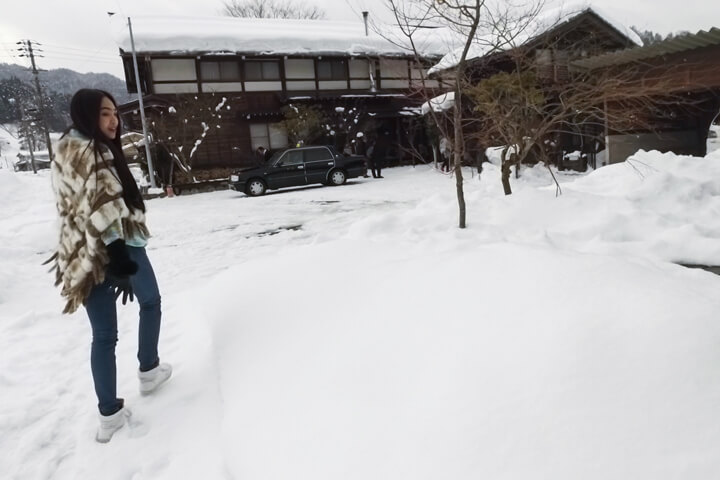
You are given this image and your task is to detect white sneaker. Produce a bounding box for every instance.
[138,363,173,395]
[96,407,131,443]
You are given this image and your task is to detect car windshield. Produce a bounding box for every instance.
[268,150,286,164]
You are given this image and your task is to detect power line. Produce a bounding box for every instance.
[16,43,123,71]
[39,48,119,59]
[1,43,20,62]
[37,43,119,57]
[40,53,121,64]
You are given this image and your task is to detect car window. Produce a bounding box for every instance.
[304,147,334,162]
[278,150,303,166]
[268,150,284,164]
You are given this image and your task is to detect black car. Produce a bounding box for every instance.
[229,145,367,196]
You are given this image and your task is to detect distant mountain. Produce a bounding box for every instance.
[0,63,133,132]
[0,63,132,104]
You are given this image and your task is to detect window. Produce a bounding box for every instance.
[245,61,280,81]
[278,150,304,166]
[151,59,196,82]
[201,61,240,81]
[317,59,347,81]
[285,59,315,79]
[348,59,370,79]
[249,123,288,150]
[379,59,408,79]
[304,148,334,162]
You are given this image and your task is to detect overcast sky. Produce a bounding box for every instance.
[1,0,718,79]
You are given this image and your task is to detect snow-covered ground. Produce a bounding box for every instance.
[1,150,720,479]
[0,125,20,171]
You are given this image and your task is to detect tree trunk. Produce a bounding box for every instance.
[168,156,175,187]
[453,90,466,229]
[28,134,37,174]
[455,155,466,228]
[501,161,512,195]
[500,147,512,195]
[476,145,486,176]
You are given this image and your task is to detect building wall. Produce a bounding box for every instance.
[124,54,443,96]
[606,130,702,163]
[120,53,447,175]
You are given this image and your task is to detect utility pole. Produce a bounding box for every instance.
[17,101,37,174]
[18,40,54,162]
[128,18,157,188]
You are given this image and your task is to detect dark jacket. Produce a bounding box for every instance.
[354,138,367,156]
[370,135,389,160]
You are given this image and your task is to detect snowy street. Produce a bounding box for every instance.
[1,153,720,479]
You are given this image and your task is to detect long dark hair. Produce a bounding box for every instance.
[64,88,145,213]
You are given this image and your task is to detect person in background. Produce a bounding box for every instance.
[353,132,370,178]
[255,146,270,164]
[370,130,390,178]
[46,88,172,443]
[439,136,452,172]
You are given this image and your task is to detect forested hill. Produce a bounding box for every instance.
[0,63,130,101]
[0,63,131,131]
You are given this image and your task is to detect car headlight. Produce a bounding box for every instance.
[230,175,239,182]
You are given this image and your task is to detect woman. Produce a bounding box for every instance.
[47,89,171,443]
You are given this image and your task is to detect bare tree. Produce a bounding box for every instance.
[386,1,699,202]
[222,0,326,19]
[383,0,544,228]
[465,30,696,195]
[146,93,229,184]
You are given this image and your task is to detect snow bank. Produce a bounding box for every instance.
[0,168,23,195]
[202,239,720,480]
[564,150,720,264]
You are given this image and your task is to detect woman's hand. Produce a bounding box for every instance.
[105,239,138,276]
[106,271,135,305]
[105,239,137,305]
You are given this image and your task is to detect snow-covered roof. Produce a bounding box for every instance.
[421,91,455,115]
[574,27,720,70]
[428,3,642,74]
[113,16,450,58]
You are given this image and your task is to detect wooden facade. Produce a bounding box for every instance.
[452,12,720,168]
[455,9,644,171]
[117,49,446,183]
[574,28,720,162]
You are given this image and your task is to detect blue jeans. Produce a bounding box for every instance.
[85,247,162,416]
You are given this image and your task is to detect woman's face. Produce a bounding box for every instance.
[98,96,119,140]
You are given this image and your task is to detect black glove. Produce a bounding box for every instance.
[106,271,135,305]
[105,239,137,305]
[106,239,138,276]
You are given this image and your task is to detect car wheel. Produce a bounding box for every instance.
[246,179,267,196]
[329,169,346,186]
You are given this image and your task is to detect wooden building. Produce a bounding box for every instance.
[429,6,720,170]
[427,6,646,171]
[114,16,449,184]
[574,27,720,163]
